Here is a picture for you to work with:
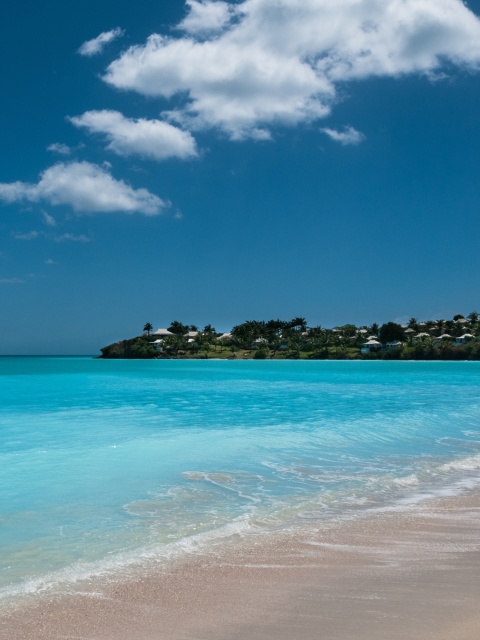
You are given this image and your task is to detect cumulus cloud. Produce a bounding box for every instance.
[0,161,166,216]
[321,126,365,146]
[68,110,198,160]
[78,27,124,57]
[103,0,480,139]
[179,0,235,35]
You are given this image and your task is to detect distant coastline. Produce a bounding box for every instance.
[99,313,480,360]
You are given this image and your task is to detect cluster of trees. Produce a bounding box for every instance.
[224,313,480,359]
[99,312,480,360]
[100,336,158,359]
[152,321,218,358]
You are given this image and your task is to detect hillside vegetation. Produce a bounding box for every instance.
[99,313,480,360]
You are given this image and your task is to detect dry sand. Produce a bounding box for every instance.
[1,490,480,640]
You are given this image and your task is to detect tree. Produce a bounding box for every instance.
[143,322,153,337]
[436,319,446,335]
[335,324,358,339]
[231,320,265,348]
[379,322,405,344]
[253,346,269,359]
[203,324,216,335]
[162,334,187,356]
[286,331,302,358]
[369,323,379,336]
[198,331,213,357]
[263,319,287,357]
[288,317,307,332]
[168,320,189,335]
[308,328,333,359]
[335,324,363,348]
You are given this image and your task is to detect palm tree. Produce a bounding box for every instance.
[289,317,307,332]
[168,320,189,335]
[436,319,445,336]
[163,334,187,357]
[231,320,265,348]
[203,324,216,335]
[143,322,153,336]
[311,329,333,358]
[198,332,213,358]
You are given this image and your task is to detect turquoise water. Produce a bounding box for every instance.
[1,358,480,600]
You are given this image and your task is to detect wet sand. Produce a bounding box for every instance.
[2,490,480,640]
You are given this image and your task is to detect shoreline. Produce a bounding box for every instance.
[2,489,480,639]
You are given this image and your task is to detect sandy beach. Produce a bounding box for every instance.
[2,489,480,640]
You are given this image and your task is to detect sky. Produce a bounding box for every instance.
[1,0,480,355]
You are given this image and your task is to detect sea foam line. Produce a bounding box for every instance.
[0,515,255,605]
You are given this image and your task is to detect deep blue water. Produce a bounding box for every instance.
[1,358,479,599]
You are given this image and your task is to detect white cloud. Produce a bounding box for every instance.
[321,126,365,146]
[47,142,72,156]
[179,0,235,35]
[68,110,198,160]
[54,233,91,243]
[103,0,480,139]
[45,258,55,265]
[13,230,41,240]
[0,277,24,284]
[41,211,56,227]
[12,227,91,243]
[104,32,331,140]
[78,27,124,57]
[0,161,166,216]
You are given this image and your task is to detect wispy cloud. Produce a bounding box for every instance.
[13,227,91,244]
[321,126,365,146]
[78,27,124,57]
[103,0,480,140]
[12,230,41,240]
[41,211,56,227]
[0,277,24,284]
[69,110,198,161]
[0,161,167,216]
[54,233,91,243]
[47,142,72,156]
[45,258,55,265]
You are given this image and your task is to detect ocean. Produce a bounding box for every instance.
[1,358,480,604]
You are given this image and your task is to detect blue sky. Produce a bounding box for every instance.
[1,0,480,354]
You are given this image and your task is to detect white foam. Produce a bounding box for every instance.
[393,474,420,488]
[0,515,254,604]
[440,454,480,472]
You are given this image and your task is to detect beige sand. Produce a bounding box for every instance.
[1,490,480,640]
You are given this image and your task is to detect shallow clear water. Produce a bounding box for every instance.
[1,358,480,599]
